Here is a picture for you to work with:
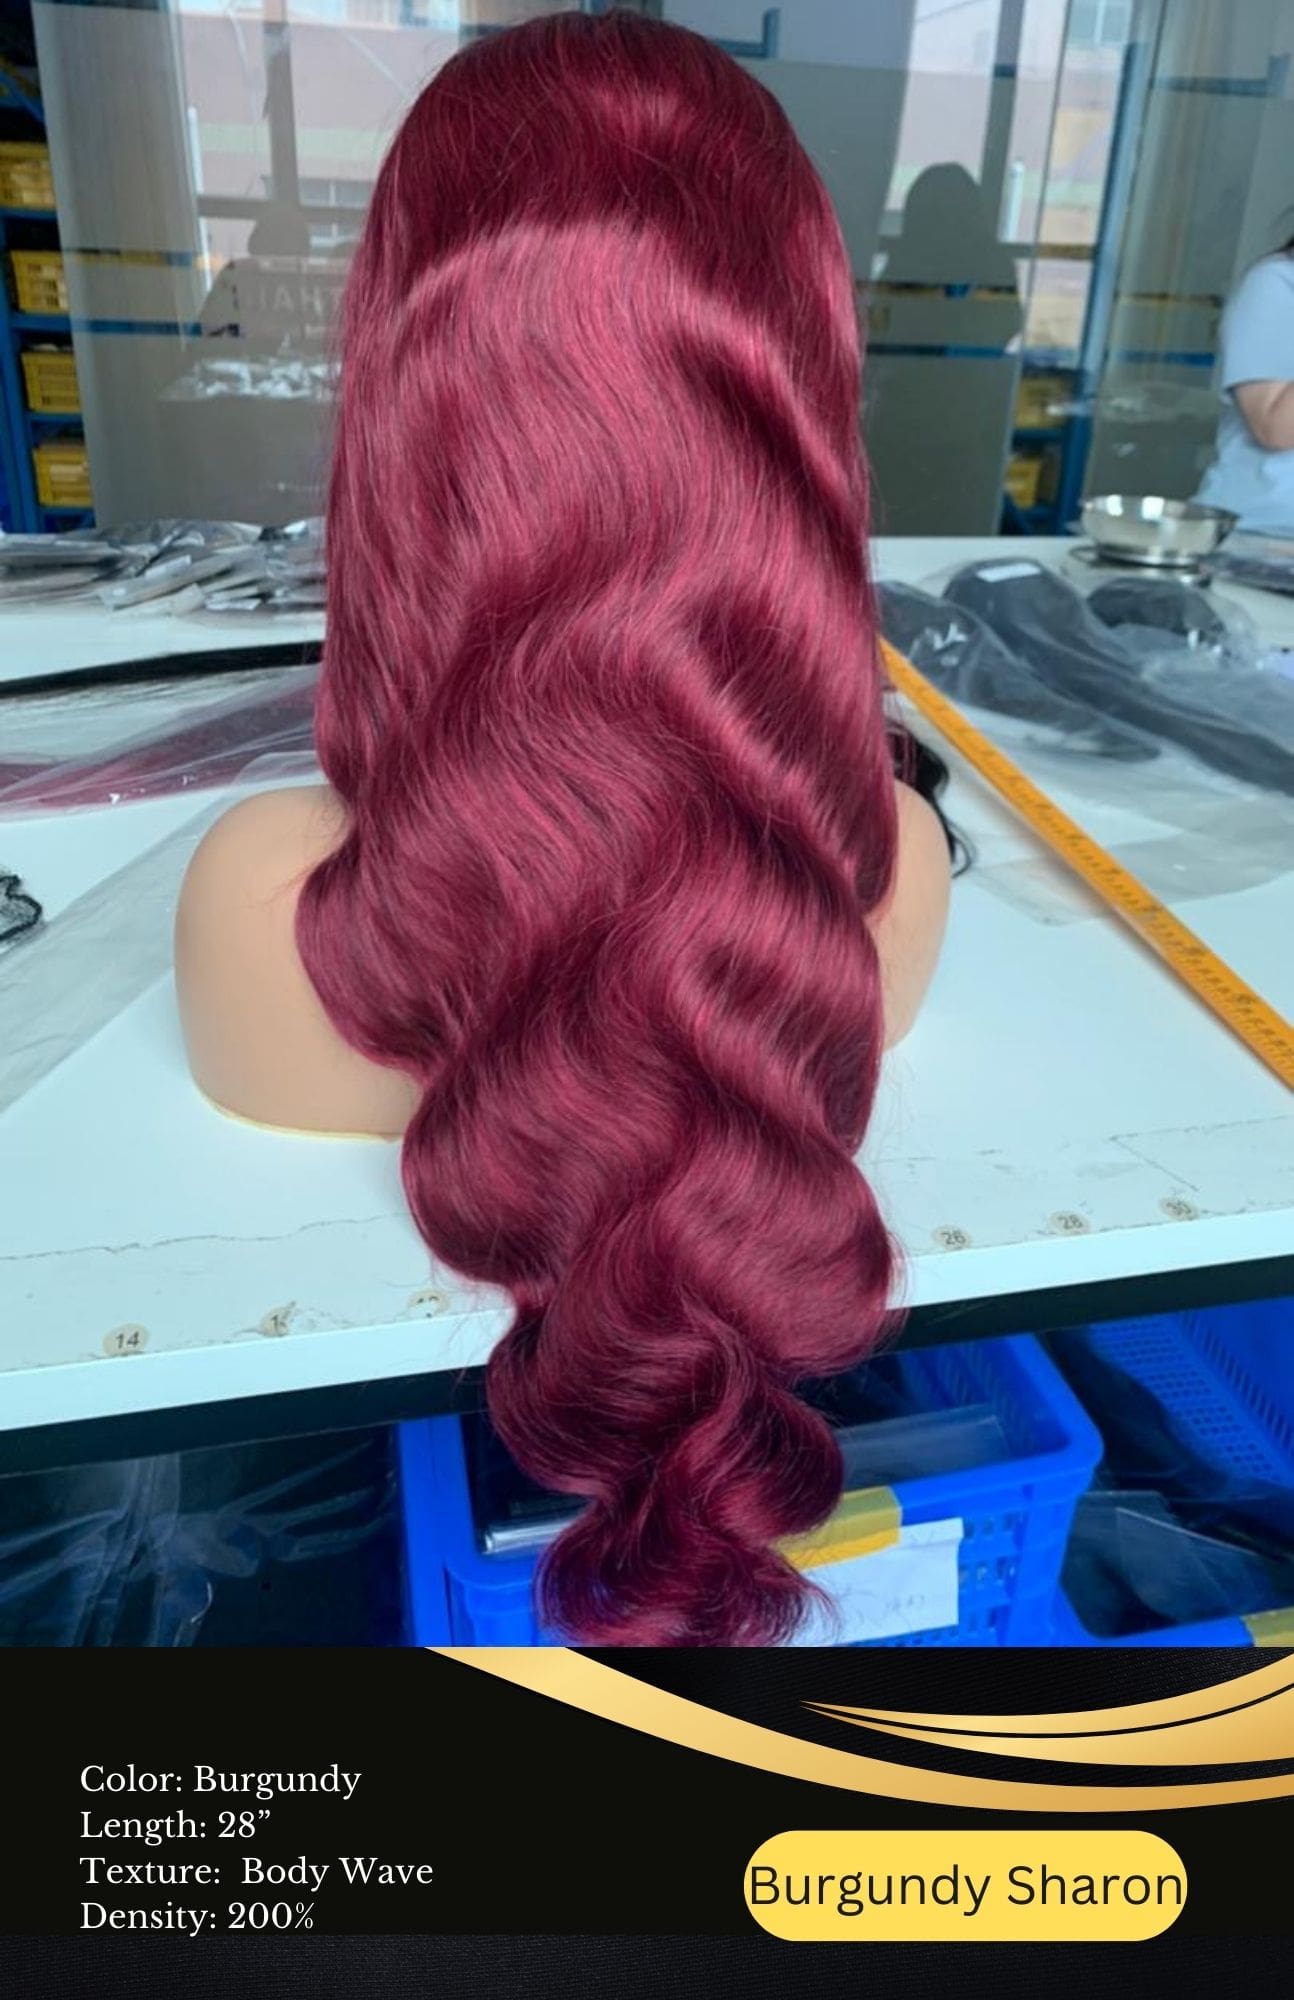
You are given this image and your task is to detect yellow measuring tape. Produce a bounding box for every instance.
[881,642,1294,1091]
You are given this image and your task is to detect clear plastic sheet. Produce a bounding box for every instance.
[1062,1490,1294,1639]
[0,1432,397,1648]
[1086,576,1294,757]
[836,1406,1008,1490]
[1214,529,1294,597]
[1047,1326,1294,1639]
[0,518,324,615]
[878,580,1157,763]
[1044,1328,1294,1545]
[0,532,137,605]
[0,672,319,1063]
[880,562,1294,919]
[942,558,1294,796]
[0,665,318,817]
[0,1458,207,1647]
[0,758,317,1115]
[0,662,312,763]
[0,801,213,1111]
[0,753,401,1648]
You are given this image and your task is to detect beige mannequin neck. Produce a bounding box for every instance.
[174,784,421,1140]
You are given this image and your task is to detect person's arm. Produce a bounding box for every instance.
[869,781,953,1049]
[1218,261,1294,451]
[1234,379,1294,451]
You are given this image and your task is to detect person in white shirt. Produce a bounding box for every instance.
[1197,243,1294,533]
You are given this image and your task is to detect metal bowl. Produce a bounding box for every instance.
[1080,495,1238,569]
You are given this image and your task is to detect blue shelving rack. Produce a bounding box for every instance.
[0,56,91,532]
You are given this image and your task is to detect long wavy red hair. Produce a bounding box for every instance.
[297,8,900,1645]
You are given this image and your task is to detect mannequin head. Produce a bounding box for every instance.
[298,9,898,1645]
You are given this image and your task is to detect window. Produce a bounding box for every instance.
[1070,0,1134,52]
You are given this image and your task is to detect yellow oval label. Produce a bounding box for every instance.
[745,1831,1186,1941]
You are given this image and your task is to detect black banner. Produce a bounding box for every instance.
[0,1646,1290,1944]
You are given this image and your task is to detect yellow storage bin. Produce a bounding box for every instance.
[33,439,92,510]
[0,141,54,210]
[21,346,80,415]
[1005,452,1046,510]
[1014,371,1072,431]
[10,248,69,316]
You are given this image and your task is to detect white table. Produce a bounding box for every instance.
[1,541,1290,1470]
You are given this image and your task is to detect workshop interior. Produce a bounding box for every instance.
[0,0,1291,1650]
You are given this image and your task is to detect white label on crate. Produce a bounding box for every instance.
[791,1517,964,1645]
[975,562,1040,583]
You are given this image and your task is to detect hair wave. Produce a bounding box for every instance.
[298,10,901,1645]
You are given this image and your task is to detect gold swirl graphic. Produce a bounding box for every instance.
[808,1655,1294,1768]
[434,1649,1294,1812]
[811,1653,1294,1735]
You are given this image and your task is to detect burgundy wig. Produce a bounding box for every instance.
[297,9,900,1645]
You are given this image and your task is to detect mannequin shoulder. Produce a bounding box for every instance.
[894,778,954,888]
[174,783,348,1040]
[178,784,348,931]
[173,782,397,1133]
[871,780,954,1049]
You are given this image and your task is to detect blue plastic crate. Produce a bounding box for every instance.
[398,1333,1103,1647]
[1051,1298,1294,1648]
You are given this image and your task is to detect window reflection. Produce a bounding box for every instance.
[9,0,1192,538]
